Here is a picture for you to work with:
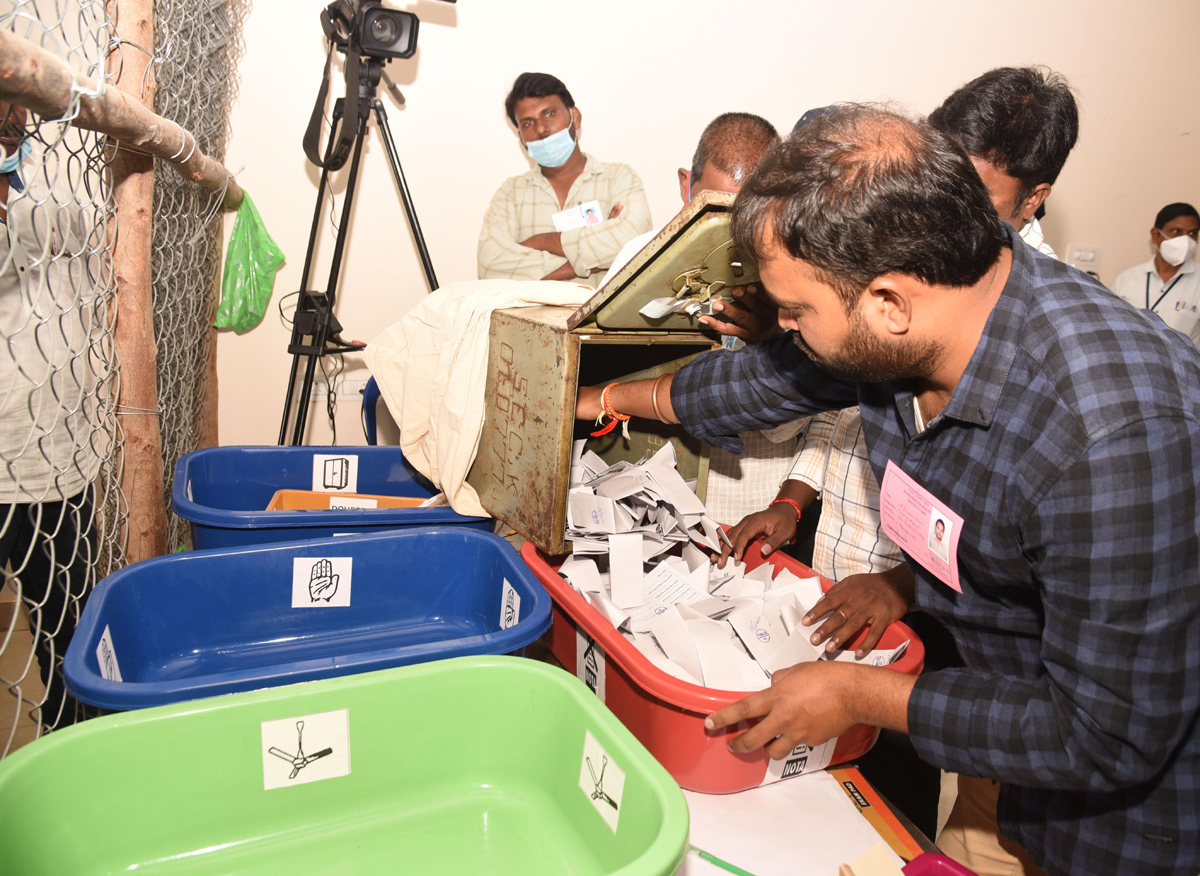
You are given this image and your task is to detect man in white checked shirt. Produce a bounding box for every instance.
[477,72,651,288]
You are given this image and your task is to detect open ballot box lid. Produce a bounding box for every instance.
[566,190,759,334]
[470,193,758,555]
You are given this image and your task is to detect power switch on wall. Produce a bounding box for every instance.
[1065,245,1102,277]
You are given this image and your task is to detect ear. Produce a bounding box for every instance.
[1017,183,1052,225]
[571,106,582,132]
[678,168,690,204]
[861,274,914,336]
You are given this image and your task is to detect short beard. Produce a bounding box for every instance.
[791,310,942,384]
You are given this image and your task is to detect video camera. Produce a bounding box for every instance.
[321,0,419,61]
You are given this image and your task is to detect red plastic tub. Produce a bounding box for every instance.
[521,541,925,793]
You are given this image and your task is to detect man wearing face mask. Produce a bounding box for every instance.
[477,72,652,288]
[928,66,1078,258]
[1110,203,1200,347]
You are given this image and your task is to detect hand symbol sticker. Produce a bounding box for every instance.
[308,558,340,602]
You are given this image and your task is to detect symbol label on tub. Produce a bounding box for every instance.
[96,624,122,682]
[292,557,353,608]
[762,738,837,786]
[576,630,606,703]
[312,454,359,493]
[499,579,521,630]
[579,730,624,833]
[261,709,350,790]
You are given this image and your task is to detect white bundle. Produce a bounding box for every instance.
[559,442,909,690]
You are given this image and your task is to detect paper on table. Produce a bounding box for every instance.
[681,772,904,876]
[608,532,645,609]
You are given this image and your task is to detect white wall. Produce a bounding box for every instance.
[219,0,1200,446]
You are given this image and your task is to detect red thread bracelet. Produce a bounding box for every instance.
[591,383,631,438]
[769,497,803,544]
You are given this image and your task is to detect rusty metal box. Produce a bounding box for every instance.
[467,193,757,553]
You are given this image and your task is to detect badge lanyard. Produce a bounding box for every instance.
[1147,271,1184,312]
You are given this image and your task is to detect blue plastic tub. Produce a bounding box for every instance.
[173,445,490,549]
[64,528,551,710]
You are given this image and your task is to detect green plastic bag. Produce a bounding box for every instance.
[214,191,285,333]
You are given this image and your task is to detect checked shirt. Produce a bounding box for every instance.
[670,230,1200,876]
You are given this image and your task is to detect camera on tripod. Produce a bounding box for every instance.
[321,0,419,61]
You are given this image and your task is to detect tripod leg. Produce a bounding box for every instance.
[290,355,321,446]
[372,99,439,291]
[278,352,304,445]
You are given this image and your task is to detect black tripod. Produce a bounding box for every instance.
[278,57,438,446]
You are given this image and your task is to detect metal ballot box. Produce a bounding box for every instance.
[467,192,758,553]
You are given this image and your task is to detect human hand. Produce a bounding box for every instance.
[802,565,914,657]
[698,284,780,345]
[576,385,603,420]
[715,504,798,568]
[520,231,565,256]
[308,558,340,603]
[704,661,858,758]
[541,262,580,281]
[608,202,624,220]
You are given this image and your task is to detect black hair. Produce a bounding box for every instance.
[1155,202,1200,229]
[689,112,778,184]
[929,66,1078,208]
[504,72,575,127]
[731,104,1005,312]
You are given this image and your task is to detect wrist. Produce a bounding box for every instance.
[769,496,803,522]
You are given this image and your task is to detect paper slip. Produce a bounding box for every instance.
[627,600,673,634]
[640,297,692,319]
[711,577,765,600]
[645,464,708,518]
[727,606,791,675]
[686,613,769,691]
[767,568,826,613]
[570,537,610,554]
[650,606,704,682]
[746,564,776,585]
[683,543,710,572]
[830,639,911,666]
[608,532,645,609]
[569,491,637,535]
[644,561,708,607]
[586,590,631,630]
[560,556,604,593]
[630,632,701,685]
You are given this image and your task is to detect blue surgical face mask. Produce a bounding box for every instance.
[525,115,576,169]
[0,138,30,175]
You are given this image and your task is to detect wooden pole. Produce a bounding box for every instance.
[0,28,242,210]
[108,0,167,563]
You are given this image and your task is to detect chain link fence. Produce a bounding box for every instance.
[0,0,246,756]
[152,0,248,552]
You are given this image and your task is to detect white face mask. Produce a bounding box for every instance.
[1160,235,1198,267]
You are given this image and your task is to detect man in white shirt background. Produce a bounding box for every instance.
[1110,202,1200,347]
[477,72,652,287]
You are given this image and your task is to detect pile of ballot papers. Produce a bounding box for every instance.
[559,443,908,691]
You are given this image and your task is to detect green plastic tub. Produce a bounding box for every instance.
[0,657,688,875]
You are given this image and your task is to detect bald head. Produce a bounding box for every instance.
[687,112,778,193]
[731,104,1003,310]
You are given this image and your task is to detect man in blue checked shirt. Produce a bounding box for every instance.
[577,104,1199,876]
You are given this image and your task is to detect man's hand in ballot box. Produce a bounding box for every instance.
[703,658,917,760]
[697,281,782,345]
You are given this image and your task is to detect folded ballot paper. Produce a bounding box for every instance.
[560,441,909,691]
